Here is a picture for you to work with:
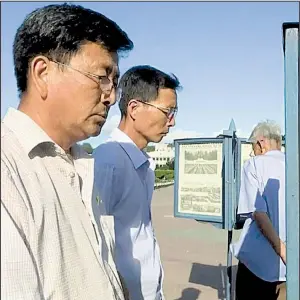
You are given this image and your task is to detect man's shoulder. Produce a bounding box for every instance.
[93,140,124,157]
[1,121,13,142]
[1,123,24,171]
[253,152,285,169]
[93,140,126,167]
[1,124,30,205]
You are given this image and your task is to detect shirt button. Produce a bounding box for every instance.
[69,172,75,178]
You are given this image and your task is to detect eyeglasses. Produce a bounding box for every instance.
[249,140,264,157]
[136,100,178,121]
[50,60,117,95]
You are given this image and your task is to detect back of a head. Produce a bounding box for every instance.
[248,120,282,145]
[13,3,134,95]
[117,65,181,116]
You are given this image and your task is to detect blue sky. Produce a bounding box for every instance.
[1,2,298,147]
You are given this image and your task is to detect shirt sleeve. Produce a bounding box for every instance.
[1,163,42,299]
[237,159,267,215]
[94,162,123,215]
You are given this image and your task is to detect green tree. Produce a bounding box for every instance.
[166,158,175,170]
[144,145,155,152]
[82,143,93,154]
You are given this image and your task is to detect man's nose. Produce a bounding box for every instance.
[102,88,116,107]
[168,117,176,127]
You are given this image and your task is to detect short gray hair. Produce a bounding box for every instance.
[248,120,282,144]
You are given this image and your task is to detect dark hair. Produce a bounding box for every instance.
[118,65,181,116]
[13,3,133,94]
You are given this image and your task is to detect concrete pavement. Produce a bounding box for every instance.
[152,186,240,300]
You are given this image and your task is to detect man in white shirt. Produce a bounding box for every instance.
[231,120,286,300]
[93,66,181,300]
[1,3,133,299]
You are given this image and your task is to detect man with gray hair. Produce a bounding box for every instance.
[232,120,286,300]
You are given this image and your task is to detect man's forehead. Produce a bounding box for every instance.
[86,55,119,74]
[155,88,177,106]
[106,63,120,77]
[75,42,119,72]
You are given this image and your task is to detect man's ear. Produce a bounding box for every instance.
[127,99,140,120]
[257,140,266,155]
[29,55,50,99]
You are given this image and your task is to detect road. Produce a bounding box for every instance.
[184,163,217,175]
[152,186,240,300]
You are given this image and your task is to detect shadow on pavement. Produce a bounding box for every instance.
[188,263,238,300]
[174,287,201,300]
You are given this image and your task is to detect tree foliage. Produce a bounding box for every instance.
[166,158,174,170]
[184,150,217,161]
[82,143,93,154]
[144,145,155,152]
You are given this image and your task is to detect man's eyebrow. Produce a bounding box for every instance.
[106,65,120,79]
[115,71,120,80]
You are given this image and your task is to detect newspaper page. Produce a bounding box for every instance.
[177,142,223,217]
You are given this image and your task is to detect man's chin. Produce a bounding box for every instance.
[91,124,103,137]
[151,135,164,143]
[88,123,104,138]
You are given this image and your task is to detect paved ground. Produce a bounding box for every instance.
[152,186,240,300]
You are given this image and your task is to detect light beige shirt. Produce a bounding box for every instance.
[1,108,124,300]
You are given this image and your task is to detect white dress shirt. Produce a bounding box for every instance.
[1,108,124,299]
[231,150,286,282]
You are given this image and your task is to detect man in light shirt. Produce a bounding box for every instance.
[1,3,133,299]
[231,120,286,300]
[93,66,181,300]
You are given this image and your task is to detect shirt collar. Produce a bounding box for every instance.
[2,107,84,159]
[264,150,284,157]
[111,128,153,170]
[3,108,56,156]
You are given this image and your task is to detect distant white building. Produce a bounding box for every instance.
[147,144,175,168]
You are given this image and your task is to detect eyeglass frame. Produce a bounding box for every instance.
[135,99,178,121]
[49,59,118,95]
[249,139,265,157]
